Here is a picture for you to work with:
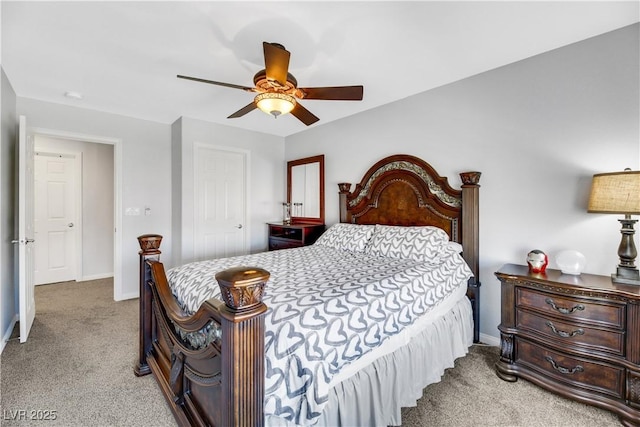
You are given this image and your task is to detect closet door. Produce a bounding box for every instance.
[193,144,247,261]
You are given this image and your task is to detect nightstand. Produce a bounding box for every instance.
[495,263,640,426]
[267,223,325,251]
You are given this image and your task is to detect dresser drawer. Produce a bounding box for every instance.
[268,237,302,250]
[268,223,325,251]
[517,309,624,356]
[516,339,624,399]
[516,288,625,329]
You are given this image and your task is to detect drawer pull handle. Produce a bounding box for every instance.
[545,298,585,314]
[545,356,584,375]
[545,321,584,338]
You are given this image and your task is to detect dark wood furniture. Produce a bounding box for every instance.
[495,264,640,426]
[135,154,481,427]
[338,154,481,342]
[267,222,325,250]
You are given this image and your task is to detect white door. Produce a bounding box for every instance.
[194,145,247,261]
[16,115,36,343]
[34,152,78,285]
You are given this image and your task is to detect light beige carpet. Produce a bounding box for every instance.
[1,279,621,426]
[403,344,620,426]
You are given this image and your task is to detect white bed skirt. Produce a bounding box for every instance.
[267,295,474,427]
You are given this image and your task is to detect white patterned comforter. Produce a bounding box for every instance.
[166,243,472,425]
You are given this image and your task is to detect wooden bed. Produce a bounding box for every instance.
[135,154,481,427]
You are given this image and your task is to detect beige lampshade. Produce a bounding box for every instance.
[588,170,640,214]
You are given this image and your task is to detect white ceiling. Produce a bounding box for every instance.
[2,1,638,137]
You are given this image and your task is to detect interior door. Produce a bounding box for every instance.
[34,152,78,285]
[16,115,36,343]
[193,145,247,261]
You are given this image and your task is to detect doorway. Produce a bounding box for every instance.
[30,128,122,299]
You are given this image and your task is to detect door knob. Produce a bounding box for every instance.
[68,223,74,228]
[236,224,243,229]
[11,238,35,244]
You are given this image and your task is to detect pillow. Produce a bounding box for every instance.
[314,223,375,252]
[447,241,464,254]
[365,224,450,262]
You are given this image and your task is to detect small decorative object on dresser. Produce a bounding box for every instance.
[495,263,640,426]
[555,250,587,275]
[526,249,548,273]
[281,202,292,225]
[267,222,325,250]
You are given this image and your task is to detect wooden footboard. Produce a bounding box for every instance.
[135,234,269,427]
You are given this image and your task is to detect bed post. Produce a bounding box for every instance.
[338,183,351,223]
[460,172,481,343]
[215,267,270,427]
[135,234,163,376]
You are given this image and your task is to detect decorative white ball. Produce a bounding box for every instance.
[555,250,586,275]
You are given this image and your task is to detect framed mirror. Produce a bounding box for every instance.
[287,154,325,225]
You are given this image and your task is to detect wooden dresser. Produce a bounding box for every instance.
[267,222,325,251]
[495,264,640,426]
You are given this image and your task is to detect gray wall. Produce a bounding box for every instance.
[1,68,17,350]
[171,116,284,265]
[285,24,640,343]
[34,135,114,280]
[16,98,172,300]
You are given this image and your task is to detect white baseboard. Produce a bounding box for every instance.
[479,332,500,347]
[0,315,18,355]
[115,291,138,301]
[79,273,114,282]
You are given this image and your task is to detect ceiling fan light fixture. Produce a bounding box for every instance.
[255,93,296,118]
[179,40,363,125]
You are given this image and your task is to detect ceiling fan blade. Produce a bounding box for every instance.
[290,102,320,126]
[177,75,255,92]
[263,42,290,87]
[228,102,257,118]
[298,86,364,100]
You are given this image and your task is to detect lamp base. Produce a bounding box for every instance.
[612,267,640,286]
[611,216,639,286]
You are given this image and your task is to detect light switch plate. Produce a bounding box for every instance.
[125,207,140,216]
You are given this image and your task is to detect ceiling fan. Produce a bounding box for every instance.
[177,42,364,126]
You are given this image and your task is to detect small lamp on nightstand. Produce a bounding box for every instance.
[588,168,640,285]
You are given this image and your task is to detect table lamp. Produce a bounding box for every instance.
[588,168,640,285]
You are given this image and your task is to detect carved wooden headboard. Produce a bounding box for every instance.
[338,154,481,341]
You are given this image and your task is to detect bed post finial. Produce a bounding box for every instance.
[138,234,162,255]
[135,234,163,376]
[460,171,481,186]
[338,183,351,193]
[215,266,269,312]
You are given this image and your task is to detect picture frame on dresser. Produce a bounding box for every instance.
[495,263,640,426]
